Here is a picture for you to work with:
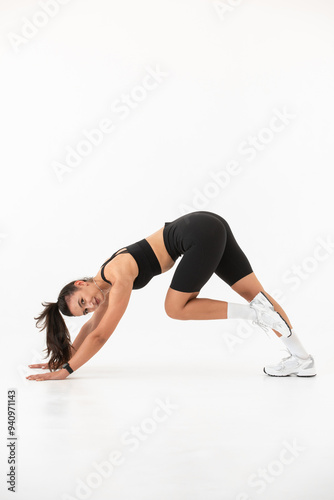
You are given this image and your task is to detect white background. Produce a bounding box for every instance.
[1,1,334,499]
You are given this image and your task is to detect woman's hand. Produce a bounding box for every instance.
[26,369,69,381]
[28,363,49,369]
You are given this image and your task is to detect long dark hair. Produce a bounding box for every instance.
[34,277,93,371]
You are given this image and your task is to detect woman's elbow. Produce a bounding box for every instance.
[91,330,110,345]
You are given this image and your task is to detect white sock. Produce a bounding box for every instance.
[280,329,309,359]
[227,302,257,321]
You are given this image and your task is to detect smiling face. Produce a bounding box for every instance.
[66,280,106,316]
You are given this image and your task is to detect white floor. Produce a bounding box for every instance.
[3,325,334,500]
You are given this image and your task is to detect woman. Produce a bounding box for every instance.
[27,210,316,381]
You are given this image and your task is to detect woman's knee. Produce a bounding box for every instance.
[164,300,185,320]
[165,306,183,320]
[164,289,199,319]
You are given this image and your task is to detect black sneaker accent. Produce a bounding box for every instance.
[260,291,274,307]
[259,293,292,337]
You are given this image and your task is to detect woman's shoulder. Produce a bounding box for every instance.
[99,252,139,287]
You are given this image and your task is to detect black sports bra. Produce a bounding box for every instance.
[100,238,162,290]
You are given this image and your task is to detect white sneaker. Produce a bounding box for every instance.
[263,353,317,377]
[250,292,292,338]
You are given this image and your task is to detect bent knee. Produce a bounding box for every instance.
[164,288,199,320]
[164,298,188,320]
[164,303,184,320]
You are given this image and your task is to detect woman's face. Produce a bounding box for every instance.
[68,280,105,316]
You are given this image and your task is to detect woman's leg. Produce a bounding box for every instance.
[165,272,290,334]
[164,213,253,321]
[164,212,230,319]
[165,272,310,359]
[164,212,311,366]
[164,214,290,336]
[231,273,311,359]
[230,272,292,337]
[212,217,292,337]
[165,288,228,320]
[164,213,262,322]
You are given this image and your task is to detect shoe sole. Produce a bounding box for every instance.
[263,367,317,377]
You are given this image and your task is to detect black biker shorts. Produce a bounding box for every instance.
[163,211,253,293]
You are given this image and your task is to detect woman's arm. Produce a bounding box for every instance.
[31,313,103,369]
[65,280,133,373]
[70,293,110,356]
[70,320,93,357]
[29,313,97,369]
[26,279,134,380]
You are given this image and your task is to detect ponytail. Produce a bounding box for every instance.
[34,301,73,371]
[34,277,92,371]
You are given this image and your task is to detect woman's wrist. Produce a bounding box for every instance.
[62,362,74,375]
[58,368,69,379]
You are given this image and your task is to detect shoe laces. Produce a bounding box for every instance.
[252,319,271,337]
[251,305,271,337]
[251,303,284,336]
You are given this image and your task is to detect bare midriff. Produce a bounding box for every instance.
[97,224,175,285]
[145,225,175,273]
